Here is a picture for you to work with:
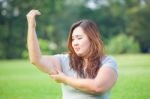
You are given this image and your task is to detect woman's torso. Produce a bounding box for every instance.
[54,54,117,99]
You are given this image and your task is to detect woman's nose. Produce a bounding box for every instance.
[73,40,79,46]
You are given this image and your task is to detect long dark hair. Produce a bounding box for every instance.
[67,19,104,78]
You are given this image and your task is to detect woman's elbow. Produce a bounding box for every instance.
[90,87,105,94]
[29,55,41,64]
[29,56,40,64]
[30,60,36,65]
[29,58,40,66]
[29,59,48,73]
[29,58,36,64]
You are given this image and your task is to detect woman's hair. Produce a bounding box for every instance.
[67,19,104,78]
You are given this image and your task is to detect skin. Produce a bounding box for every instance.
[26,10,61,74]
[51,67,117,94]
[27,9,118,94]
[72,26,91,58]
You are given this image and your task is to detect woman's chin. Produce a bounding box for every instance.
[76,51,89,58]
[76,53,86,58]
[76,52,82,57]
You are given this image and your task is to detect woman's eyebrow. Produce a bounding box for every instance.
[72,35,82,38]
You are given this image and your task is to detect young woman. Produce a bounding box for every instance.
[27,10,118,99]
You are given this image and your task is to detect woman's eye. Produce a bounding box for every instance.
[78,37,82,40]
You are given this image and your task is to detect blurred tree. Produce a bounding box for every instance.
[76,0,127,44]
[126,1,150,52]
[105,33,140,54]
[0,0,67,59]
[0,0,149,59]
[80,0,150,52]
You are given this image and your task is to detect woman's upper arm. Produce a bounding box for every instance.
[94,66,118,93]
[35,55,61,74]
[94,56,118,93]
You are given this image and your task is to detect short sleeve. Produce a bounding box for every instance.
[53,54,66,64]
[101,56,118,73]
[53,54,69,73]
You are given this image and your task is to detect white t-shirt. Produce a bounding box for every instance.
[54,54,118,99]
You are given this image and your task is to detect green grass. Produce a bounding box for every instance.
[111,54,150,99]
[0,60,61,99]
[0,54,150,99]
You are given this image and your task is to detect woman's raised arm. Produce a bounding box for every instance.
[26,10,61,74]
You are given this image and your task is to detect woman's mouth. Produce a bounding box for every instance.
[74,47,80,51]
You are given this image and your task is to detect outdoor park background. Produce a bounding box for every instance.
[0,0,150,99]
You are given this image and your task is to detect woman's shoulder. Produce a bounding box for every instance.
[101,55,116,63]
[101,55,118,71]
[53,53,69,62]
[54,53,68,57]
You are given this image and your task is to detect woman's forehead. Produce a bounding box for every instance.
[72,27,85,37]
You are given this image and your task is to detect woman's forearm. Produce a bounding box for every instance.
[51,72,102,94]
[27,10,42,64]
[64,76,102,94]
[61,67,117,94]
[51,69,116,94]
[27,26,41,63]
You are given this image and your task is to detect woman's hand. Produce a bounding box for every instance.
[50,71,67,83]
[26,10,41,28]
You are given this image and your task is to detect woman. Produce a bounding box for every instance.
[27,10,118,99]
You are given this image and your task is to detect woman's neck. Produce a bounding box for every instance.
[83,58,88,68]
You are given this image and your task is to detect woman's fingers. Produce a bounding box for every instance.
[26,9,41,28]
[32,10,41,16]
[26,9,41,18]
[50,72,64,82]
[35,10,41,15]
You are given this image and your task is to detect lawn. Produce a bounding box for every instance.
[0,54,150,99]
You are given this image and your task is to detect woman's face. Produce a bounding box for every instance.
[72,26,90,57]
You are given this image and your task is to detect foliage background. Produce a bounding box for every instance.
[0,0,150,59]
